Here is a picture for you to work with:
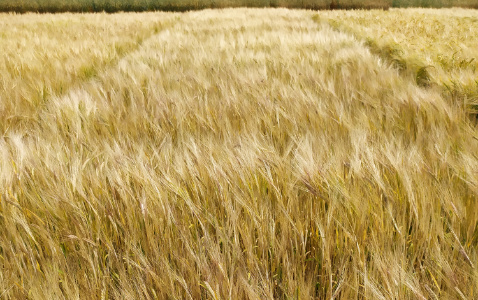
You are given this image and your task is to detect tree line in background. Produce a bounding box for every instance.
[0,0,477,13]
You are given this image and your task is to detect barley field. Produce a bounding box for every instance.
[320,8,478,114]
[1,8,478,299]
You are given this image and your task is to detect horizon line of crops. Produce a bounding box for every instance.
[0,0,386,13]
[1,0,477,13]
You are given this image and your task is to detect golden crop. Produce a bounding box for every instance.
[320,8,478,114]
[1,8,477,299]
[0,12,176,133]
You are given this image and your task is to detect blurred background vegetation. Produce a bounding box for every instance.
[393,0,478,8]
[0,0,477,13]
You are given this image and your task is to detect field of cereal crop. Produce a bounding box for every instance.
[1,7,478,299]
